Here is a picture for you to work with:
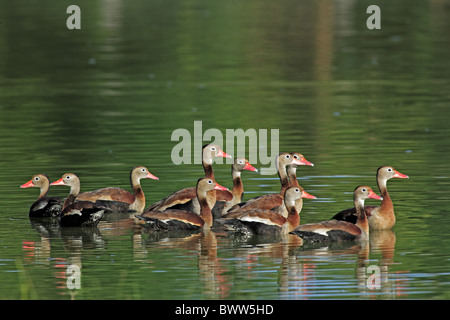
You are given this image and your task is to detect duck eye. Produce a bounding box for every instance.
[362,188,367,192]
[210,146,216,151]
[207,180,213,184]
[387,168,393,172]
[34,177,40,181]
[293,154,298,159]
[66,176,71,180]
[141,168,146,172]
[295,188,299,192]
[285,154,290,159]
[238,160,243,164]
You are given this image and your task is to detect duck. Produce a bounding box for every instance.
[211,158,258,219]
[330,166,408,229]
[75,166,158,214]
[227,152,313,217]
[50,173,106,227]
[135,178,228,231]
[20,174,62,217]
[290,186,382,242]
[146,144,232,214]
[218,186,316,236]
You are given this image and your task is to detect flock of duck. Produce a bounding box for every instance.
[20,144,409,243]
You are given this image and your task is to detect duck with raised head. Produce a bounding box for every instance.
[20,174,62,217]
[331,166,408,229]
[227,152,313,217]
[218,186,316,236]
[290,186,382,242]
[211,158,258,219]
[135,178,228,231]
[51,173,106,227]
[147,144,232,213]
[75,166,158,214]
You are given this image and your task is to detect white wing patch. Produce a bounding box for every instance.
[240,216,279,226]
[70,210,82,216]
[311,228,330,236]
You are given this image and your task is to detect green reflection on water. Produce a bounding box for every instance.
[1,0,450,300]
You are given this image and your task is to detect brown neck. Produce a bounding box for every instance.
[277,162,289,193]
[231,169,244,198]
[287,206,300,230]
[354,198,369,237]
[63,182,80,210]
[203,163,214,179]
[38,183,50,200]
[130,174,145,212]
[132,187,146,212]
[377,177,393,212]
[287,167,305,216]
[202,148,215,180]
[63,193,76,210]
[287,165,300,188]
[284,199,300,232]
[198,194,213,229]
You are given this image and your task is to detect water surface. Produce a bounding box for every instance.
[1,0,450,300]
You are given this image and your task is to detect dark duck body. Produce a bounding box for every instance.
[21,174,62,217]
[136,178,228,232]
[51,173,106,227]
[75,166,159,214]
[291,186,382,242]
[146,144,232,214]
[331,166,408,230]
[219,186,316,236]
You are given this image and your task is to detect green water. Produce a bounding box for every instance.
[1,0,450,300]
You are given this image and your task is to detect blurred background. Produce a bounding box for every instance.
[1,0,450,299]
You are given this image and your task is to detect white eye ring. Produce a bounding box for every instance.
[207,180,213,184]
[34,177,40,181]
[210,146,216,151]
[285,154,290,159]
[387,168,393,172]
[362,188,367,192]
